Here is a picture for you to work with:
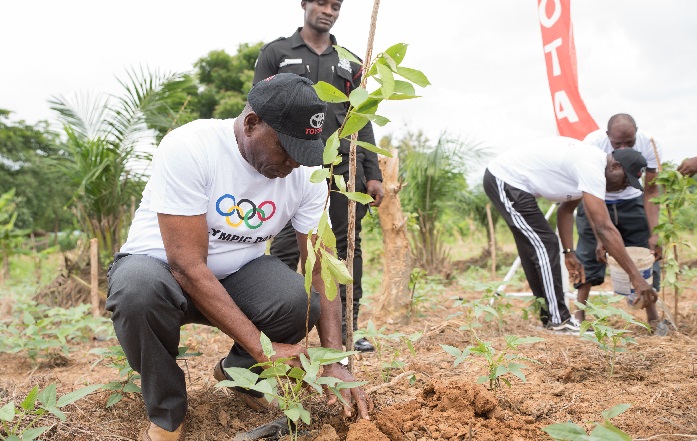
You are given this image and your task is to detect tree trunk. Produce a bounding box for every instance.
[374,150,413,324]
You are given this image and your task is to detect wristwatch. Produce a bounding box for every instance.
[562,248,574,254]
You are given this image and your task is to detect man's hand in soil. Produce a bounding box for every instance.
[631,278,658,309]
[322,363,373,419]
[564,252,586,285]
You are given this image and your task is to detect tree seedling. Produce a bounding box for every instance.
[577,296,648,376]
[442,333,544,391]
[215,333,363,441]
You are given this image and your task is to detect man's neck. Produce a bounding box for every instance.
[299,26,332,55]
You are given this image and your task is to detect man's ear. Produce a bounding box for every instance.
[243,112,262,136]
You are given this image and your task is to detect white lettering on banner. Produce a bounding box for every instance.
[554,91,580,123]
[544,38,563,76]
[539,0,562,28]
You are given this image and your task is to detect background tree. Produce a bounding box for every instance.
[0,110,73,232]
[150,43,263,142]
[48,67,193,259]
[397,131,488,274]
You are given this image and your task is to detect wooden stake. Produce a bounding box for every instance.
[90,238,100,317]
[346,0,381,374]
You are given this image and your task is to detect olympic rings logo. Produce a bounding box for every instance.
[215,194,276,230]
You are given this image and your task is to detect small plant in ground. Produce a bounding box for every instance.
[522,296,547,321]
[577,296,649,376]
[354,320,421,382]
[0,302,112,366]
[0,383,102,441]
[543,403,632,440]
[215,333,362,441]
[441,333,544,391]
[89,345,201,408]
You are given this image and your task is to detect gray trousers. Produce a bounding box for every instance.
[106,253,321,431]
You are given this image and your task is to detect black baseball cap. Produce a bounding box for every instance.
[612,148,647,191]
[247,73,327,166]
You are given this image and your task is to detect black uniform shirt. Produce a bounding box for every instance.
[254,28,382,183]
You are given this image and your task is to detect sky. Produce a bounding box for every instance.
[2,1,696,172]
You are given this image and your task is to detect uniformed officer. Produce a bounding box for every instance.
[254,0,384,352]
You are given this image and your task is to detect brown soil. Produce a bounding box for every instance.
[2,279,697,440]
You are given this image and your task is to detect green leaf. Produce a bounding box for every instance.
[313,81,348,103]
[323,131,340,165]
[304,233,317,294]
[321,259,338,301]
[349,87,369,108]
[476,375,488,384]
[299,407,312,425]
[354,140,392,156]
[308,347,357,365]
[440,344,462,358]
[259,364,289,378]
[542,422,589,439]
[0,401,15,422]
[21,386,39,411]
[394,80,416,96]
[384,43,408,66]
[287,367,306,380]
[44,406,66,422]
[376,63,395,98]
[334,174,346,192]
[56,384,103,407]
[38,384,57,408]
[23,311,36,325]
[359,112,390,127]
[334,45,361,64]
[310,168,330,183]
[285,406,301,422]
[339,114,369,138]
[320,249,353,284]
[19,427,50,441]
[317,211,336,251]
[601,404,631,420]
[395,66,431,87]
[260,332,275,359]
[122,382,141,393]
[590,423,632,441]
[341,191,374,205]
[106,393,124,408]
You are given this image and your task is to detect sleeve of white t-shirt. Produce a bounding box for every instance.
[147,131,210,216]
[574,157,606,201]
[291,174,329,235]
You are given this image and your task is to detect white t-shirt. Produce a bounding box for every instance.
[121,119,328,279]
[583,129,662,201]
[487,136,607,203]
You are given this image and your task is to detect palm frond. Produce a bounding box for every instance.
[48,92,112,140]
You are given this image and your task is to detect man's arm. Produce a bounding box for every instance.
[296,231,372,419]
[558,199,585,284]
[159,213,307,365]
[643,170,661,259]
[581,192,657,303]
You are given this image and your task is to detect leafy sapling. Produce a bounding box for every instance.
[577,296,649,376]
[215,333,363,441]
[442,333,544,391]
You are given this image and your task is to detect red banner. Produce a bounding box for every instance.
[538,0,598,140]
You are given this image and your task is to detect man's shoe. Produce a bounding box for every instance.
[354,337,375,352]
[213,359,273,411]
[545,317,585,334]
[141,421,186,441]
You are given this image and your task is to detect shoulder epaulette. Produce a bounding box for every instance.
[260,36,286,51]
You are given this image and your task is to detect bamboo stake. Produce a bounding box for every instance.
[90,238,100,317]
[346,0,380,373]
